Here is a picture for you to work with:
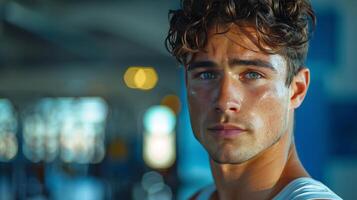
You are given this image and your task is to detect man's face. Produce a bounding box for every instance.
[186,26,294,164]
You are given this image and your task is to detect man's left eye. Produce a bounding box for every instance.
[244,72,263,80]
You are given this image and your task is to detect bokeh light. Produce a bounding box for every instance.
[108,138,128,161]
[124,67,140,89]
[22,97,107,164]
[134,69,147,88]
[160,95,181,115]
[0,133,18,162]
[143,105,176,135]
[133,171,173,200]
[143,133,176,169]
[143,105,176,169]
[0,99,18,162]
[124,66,158,90]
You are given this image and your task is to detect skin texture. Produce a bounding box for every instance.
[186,25,310,200]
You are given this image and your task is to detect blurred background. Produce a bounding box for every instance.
[0,0,356,199]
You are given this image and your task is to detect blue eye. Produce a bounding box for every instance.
[244,72,262,80]
[198,71,216,80]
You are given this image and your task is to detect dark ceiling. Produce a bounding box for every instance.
[0,0,177,68]
[0,0,181,98]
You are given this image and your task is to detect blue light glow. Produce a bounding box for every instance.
[143,106,176,135]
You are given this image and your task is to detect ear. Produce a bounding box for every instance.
[289,67,310,109]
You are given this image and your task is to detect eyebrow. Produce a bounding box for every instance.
[187,58,277,72]
[229,58,277,72]
[187,61,218,71]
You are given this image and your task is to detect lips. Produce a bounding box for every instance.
[207,124,246,137]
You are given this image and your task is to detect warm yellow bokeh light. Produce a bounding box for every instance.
[161,95,181,115]
[124,66,158,90]
[124,67,140,89]
[140,68,158,90]
[134,69,147,88]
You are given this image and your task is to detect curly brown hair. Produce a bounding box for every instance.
[165,0,316,85]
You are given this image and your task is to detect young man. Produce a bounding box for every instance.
[166,0,342,199]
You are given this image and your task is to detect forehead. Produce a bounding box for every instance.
[201,24,269,58]
[210,24,261,49]
[190,24,287,74]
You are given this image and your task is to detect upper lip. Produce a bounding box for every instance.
[207,124,245,131]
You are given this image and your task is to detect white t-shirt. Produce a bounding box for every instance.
[197,177,342,200]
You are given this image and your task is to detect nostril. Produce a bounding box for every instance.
[214,102,240,113]
[229,107,238,112]
[215,107,222,112]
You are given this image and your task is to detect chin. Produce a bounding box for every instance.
[210,156,251,165]
[209,149,254,164]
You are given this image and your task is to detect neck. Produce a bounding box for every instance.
[210,130,309,200]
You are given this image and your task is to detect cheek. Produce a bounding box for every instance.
[187,85,214,112]
[247,84,289,131]
[187,87,211,129]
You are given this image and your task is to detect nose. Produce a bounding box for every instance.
[214,74,242,113]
